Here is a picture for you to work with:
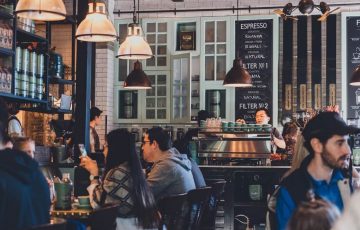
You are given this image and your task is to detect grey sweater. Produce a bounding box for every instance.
[147,148,196,200]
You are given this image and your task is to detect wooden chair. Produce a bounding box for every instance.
[187,187,212,230]
[88,203,120,230]
[158,193,189,230]
[29,218,67,230]
[200,180,226,230]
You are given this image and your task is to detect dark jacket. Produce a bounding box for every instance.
[0,149,50,230]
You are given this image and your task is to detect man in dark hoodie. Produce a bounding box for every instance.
[0,99,50,230]
[143,127,195,200]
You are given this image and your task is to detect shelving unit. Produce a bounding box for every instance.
[0,1,77,116]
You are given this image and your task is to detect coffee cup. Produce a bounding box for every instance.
[78,196,90,206]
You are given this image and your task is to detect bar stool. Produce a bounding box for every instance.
[200,180,226,230]
[29,217,67,230]
[88,203,120,230]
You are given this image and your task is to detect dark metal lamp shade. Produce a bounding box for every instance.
[124,61,152,89]
[350,65,360,86]
[223,58,252,87]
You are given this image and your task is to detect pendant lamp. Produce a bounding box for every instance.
[124,61,152,89]
[350,65,360,86]
[116,0,153,59]
[76,1,117,42]
[223,58,252,87]
[223,0,252,87]
[15,0,66,21]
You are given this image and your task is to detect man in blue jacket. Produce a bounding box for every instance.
[276,112,359,230]
[0,99,50,230]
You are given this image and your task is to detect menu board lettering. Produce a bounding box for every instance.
[347,17,360,119]
[235,19,273,123]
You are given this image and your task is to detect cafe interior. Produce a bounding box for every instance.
[1,0,360,229]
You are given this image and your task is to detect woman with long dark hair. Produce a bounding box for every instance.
[81,128,159,229]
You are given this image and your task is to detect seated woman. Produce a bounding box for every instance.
[80,129,160,230]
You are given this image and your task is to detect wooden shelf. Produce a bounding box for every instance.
[0,47,14,56]
[49,77,74,85]
[16,28,47,43]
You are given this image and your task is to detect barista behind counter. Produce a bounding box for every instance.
[237,108,286,151]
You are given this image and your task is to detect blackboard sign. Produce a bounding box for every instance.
[347,17,360,119]
[235,19,273,123]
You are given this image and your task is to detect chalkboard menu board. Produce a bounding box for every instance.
[347,17,360,119]
[235,19,273,123]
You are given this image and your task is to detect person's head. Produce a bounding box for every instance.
[104,128,160,228]
[142,127,172,163]
[283,122,300,139]
[302,112,360,170]
[90,107,102,125]
[287,199,340,230]
[255,108,271,125]
[173,128,198,158]
[13,137,35,158]
[7,102,19,116]
[198,110,210,126]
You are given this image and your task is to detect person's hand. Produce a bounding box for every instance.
[80,156,99,176]
[236,119,246,124]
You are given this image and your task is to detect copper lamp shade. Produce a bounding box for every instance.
[76,2,117,42]
[350,65,360,86]
[15,0,66,21]
[223,58,252,87]
[124,61,152,89]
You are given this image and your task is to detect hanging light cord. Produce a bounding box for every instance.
[236,0,240,58]
[132,0,137,23]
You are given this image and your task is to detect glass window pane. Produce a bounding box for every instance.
[157,57,167,66]
[157,109,166,119]
[147,23,156,32]
[205,56,214,80]
[118,24,128,43]
[217,21,226,42]
[148,75,155,84]
[157,46,167,55]
[217,44,226,54]
[205,21,214,43]
[157,86,166,96]
[146,57,155,66]
[216,56,226,80]
[147,34,156,43]
[118,60,127,81]
[146,109,155,119]
[158,34,167,43]
[150,45,155,54]
[158,75,167,84]
[146,98,155,107]
[146,88,155,96]
[173,59,181,82]
[181,58,189,82]
[158,23,167,32]
[205,45,214,54]
[157,98,166,107]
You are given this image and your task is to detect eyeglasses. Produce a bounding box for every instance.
[142,140,151,145]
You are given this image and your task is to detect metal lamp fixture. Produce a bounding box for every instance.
[223,58,252,87]
[223,0,252,87]
[350,65,360,86]
[76,0,117,42]
[116,0,153,59]
[15,0,66,21]
[124,61,152,89]
[273,0,340,21]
